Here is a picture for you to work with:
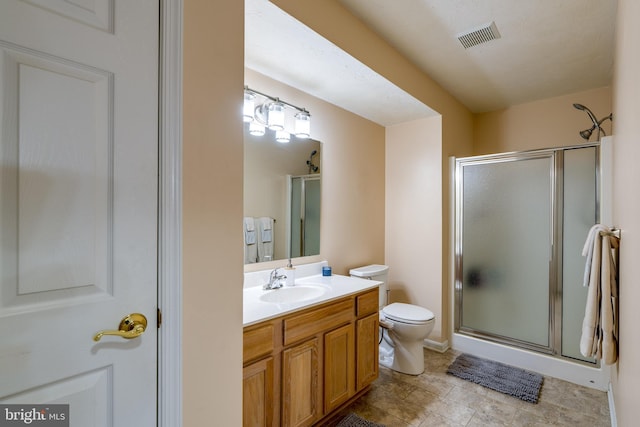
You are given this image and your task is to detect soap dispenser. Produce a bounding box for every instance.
[284,258,296,286]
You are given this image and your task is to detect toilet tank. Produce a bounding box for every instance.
[349,264,389,309]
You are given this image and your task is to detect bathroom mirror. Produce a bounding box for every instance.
[243,127,321,264]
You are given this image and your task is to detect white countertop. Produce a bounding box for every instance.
[243,268,381,327]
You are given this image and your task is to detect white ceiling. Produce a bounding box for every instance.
[245,0,437,126]
[245,0,617,124]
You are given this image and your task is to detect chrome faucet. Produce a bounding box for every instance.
[263,268,287,290]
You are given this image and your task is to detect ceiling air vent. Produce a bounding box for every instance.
[457,21,501,49]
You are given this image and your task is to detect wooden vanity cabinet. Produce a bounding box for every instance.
[243,322,280,427]
[243,356,275,427]
[324,323,355,413]
[243,287,379,427]
[355,289,380,391]
[282,338,320,427]
[356,312,379,390]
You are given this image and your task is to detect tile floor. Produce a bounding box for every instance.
[331,349,611,426]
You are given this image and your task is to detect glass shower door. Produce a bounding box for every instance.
[457,154,554,350]
[561,147,597,362]
[289,175,321,258]
[455,146,599,361]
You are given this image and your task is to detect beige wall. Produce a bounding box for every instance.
[182,0,243,425]
[270,0,474,347]
[182,1,629,423]
[475,86,612,155]
[611,0,640,424]
[244,69,386,275]
[386,116,445,340]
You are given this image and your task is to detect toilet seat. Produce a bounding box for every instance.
[382,303,434,325]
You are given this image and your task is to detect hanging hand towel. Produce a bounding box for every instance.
[257,217,274,262]
[259,216,272,242]
[580,224,618,364]
[243,217,258,264]
[244,217,256,245]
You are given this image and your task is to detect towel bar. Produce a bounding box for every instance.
[600,228,621,239]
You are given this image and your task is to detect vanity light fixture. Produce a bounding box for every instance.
[275,130,290,143]
[244,86,311,139]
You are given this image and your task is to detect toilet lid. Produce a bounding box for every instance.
[382,303,434,324]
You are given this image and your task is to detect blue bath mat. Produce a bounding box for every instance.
[447,353,543,403]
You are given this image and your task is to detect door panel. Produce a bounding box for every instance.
[282,338,319,427]
[460,155,552,347]
[0,1,158,425]
[324,323,355,413]
[1,42,112,302]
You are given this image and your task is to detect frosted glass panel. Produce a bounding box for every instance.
[562,147,597,361]
[289,176,321,258]
[303,179,321,256]
[290,178,303,257]
[461,156,552,347]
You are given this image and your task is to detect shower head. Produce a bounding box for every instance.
[307,149,319,173]
[573,103,599,127]
[579,126,595,140]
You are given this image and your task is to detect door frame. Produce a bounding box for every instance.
[159,0,183,425]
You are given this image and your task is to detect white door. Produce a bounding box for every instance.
[0,1,159,426]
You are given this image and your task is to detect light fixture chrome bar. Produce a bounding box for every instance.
[244,85,309,114]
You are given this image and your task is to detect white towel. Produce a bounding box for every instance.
[243,217,258,264]
[580,224,618,364]
[259,217,272,242]
[257,217,274,262]
[244,217,256,245]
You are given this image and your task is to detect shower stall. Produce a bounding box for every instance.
[451,141,612,390]
[287,174,321,258]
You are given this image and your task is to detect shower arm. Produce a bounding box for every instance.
[574,103,613,141]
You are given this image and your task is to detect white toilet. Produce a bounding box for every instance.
[350,264,435,375]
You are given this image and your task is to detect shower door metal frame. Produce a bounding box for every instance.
[453,143,600,362]
[286,174,321,259]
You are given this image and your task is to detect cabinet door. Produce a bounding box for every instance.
[282,338,319,427]
[357,313,379,390]
[324,323,356,413]
[243,357,275,427]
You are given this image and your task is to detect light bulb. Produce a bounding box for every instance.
[243,90,255,123]
[249,121,265,136]
[294,111,311,139]
[276,130,290,143]
[267,102,285,131]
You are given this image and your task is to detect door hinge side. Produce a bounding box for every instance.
[157,308,162,328]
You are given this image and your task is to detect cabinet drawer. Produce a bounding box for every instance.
[356,288,379,317]
[284,299,353,346]
[244,323,274,364]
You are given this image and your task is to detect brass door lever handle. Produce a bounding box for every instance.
[93,313,147,342]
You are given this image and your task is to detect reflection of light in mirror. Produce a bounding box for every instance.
[276,130,290,143]
[249,121,265,136]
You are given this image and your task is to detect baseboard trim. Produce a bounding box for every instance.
[423,338,449,353]
[608,382,617,427]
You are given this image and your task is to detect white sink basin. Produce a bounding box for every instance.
[259,285,328,304]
